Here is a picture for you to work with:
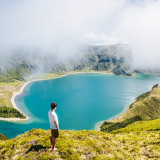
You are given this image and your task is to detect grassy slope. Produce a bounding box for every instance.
[0,129,160,160]
[121,84,160,120]
[111,118,160,134]
[0,133,8,140]
[101,84,160,133]
[0,80,24,107]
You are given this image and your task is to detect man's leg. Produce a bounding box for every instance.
[51,136,56,151]
[50,136,53,147]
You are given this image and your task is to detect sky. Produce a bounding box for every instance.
[0,0,160,70]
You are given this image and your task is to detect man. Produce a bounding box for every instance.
[48,102,59,152]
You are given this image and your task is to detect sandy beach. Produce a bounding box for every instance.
[0,81,31,122]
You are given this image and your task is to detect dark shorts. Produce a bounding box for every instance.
[51,129,59,138]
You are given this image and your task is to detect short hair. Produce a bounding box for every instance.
[51,102,57,109]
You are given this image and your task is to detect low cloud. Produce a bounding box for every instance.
[0,0,160,71]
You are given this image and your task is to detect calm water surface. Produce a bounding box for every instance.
[1,73,160,138]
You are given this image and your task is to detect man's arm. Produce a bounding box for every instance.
[54,121,59,131]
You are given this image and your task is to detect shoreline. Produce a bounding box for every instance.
[95,99,136,131]
[94,112,125,131]
[0,81,31,122]
[0,71,155,131]
[0,71,113,122]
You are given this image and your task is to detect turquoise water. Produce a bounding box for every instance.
[1,73,160,138]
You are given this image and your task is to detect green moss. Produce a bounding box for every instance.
[39,153,58,160]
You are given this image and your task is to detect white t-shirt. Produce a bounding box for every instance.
[48,110,59,129]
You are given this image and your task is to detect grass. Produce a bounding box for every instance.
[111,118,160,134]
[0,80,24,107]
[0,80,22,87]
[0,133,9,140]
[101,116,142,133]
[0,128,160,159]
[121,85,160,120]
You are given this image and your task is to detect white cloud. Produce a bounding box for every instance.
[84,32,128,45]
[0,0,160,71]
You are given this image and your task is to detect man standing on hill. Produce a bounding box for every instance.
[48,102,59,152]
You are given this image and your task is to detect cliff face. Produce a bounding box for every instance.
[0,128,160,160]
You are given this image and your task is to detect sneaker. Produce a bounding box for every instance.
[54,148,58,151]
[51,148,58,152]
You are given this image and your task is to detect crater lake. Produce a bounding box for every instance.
[1,73,160,138]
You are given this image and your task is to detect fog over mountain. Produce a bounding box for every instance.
[0,0,160,72]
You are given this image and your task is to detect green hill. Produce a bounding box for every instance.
[120,84,160,120]
[111,118,160,134]
[0,128,160,160]
[100,84,160,133]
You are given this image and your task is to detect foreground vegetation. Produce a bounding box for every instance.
[0,133,8,141]
[0,128,160,160]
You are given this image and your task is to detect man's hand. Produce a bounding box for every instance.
[54,121,59,131]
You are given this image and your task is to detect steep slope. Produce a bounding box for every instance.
[0,133,8,140]
[111,118,160,134]
[0,129,160,160]
[121,84,160,120]
[101,84,160,133]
